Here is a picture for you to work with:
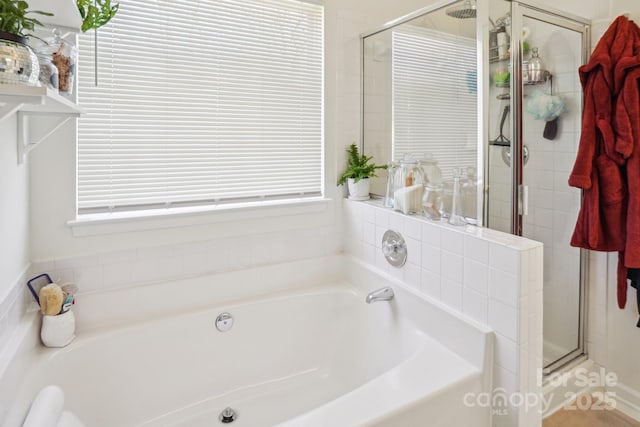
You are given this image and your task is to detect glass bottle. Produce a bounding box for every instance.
[462,166,478,225]
[448,167,466,226]
[441,180,453,219]
[37,29,78,96]
[528,47,543,83]
[383,161,397,208]
[394,155,425,191]
[393,155,425,214]
[422,183,444,220]
[419,154,442,186]
[37,53,59,90]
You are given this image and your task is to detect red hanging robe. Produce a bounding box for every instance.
[569,15,640,309]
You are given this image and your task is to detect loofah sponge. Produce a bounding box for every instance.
[39,283,64,316]
[526,90,567,121]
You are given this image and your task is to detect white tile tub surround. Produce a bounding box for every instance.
[29,226,340,296]
[343,199,544,427]
[0,267,32,357]
[3,228,339,362]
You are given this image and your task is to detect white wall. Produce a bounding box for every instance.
[0,119,29,288]
[0,117,31,351]
[528,0,608,21]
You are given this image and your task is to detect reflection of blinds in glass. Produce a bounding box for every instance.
[392,27,477,181]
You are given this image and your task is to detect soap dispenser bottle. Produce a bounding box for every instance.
[528,47,544,83]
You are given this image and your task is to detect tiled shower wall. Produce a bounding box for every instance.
[344,199,543,427]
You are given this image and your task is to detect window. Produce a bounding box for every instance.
[77,0,324,214]
[392,26,477,180]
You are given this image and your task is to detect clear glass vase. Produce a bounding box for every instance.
[36,30,78,96]
[448,168,467,226]
[462,166,478,224]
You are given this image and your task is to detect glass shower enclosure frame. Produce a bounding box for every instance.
[491,1,591,374]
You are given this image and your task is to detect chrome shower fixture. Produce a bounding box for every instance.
[445,0,477,19]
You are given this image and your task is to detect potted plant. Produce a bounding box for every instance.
[0,0,52,86]
[76,0,118,86]
[338,143,386,200]
[76,0,118,32]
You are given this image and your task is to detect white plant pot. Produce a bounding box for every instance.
[347,178,370,201]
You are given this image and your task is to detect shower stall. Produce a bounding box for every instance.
[486,0,590,373]
[361,0,591,373]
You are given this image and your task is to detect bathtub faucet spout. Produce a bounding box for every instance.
[366,287,394,304]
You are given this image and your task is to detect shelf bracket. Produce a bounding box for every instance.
[17,111,79,164]
[0,96,42,123]
[0,103,23,123]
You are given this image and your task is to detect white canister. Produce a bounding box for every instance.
[41,310,76,348]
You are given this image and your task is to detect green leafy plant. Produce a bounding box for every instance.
[338,143,387,186]
[77,0,118,32]
[0,0,52,39]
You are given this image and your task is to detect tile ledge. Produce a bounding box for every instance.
[346,198,543,251]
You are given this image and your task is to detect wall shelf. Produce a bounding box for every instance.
[28,0,83,33]
[0,85,81,119]
[0,0,83,163]
[0,85,83,163]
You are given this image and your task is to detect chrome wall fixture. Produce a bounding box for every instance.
[382,230,407,267]
[365,286,395,303]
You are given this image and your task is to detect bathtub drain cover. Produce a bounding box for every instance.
[215,313,234,332]
[219,407,237,423]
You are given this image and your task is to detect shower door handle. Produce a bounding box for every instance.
[518,185,529,216]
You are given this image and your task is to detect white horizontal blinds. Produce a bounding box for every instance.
[392,27,477,181]
[78,0,323,213]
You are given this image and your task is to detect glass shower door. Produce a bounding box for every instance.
[486,1,590,372]
[514,4,589,371]
[514,5,588,374]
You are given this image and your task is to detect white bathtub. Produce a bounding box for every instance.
[0,255,492,427]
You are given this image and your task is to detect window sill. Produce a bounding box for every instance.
[68,197,332,237]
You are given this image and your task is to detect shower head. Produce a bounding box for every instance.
[445,0,477,19]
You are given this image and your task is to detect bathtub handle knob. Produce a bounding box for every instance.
[382,230,407,267]
[382,241,400,256]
